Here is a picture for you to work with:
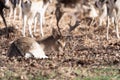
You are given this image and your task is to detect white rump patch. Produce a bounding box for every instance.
[29,42,48,59]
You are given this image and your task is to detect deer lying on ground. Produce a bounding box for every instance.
[5,0,22,21]
[22,0,52,37]
[7,28,66,59]
[7,18,81,59]
[0,0,9,37]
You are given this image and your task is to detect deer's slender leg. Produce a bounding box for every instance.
[28,17,34,38]
[115,17,120,38]
[106,16,110,40]
[34,16,37,33]
[0,9,9,37]
[40,10,44,37]
[22,15,27,37]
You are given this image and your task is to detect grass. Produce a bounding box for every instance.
[31,75,48,80]
[0,66,120,80]
[0,70,20,80]
[82,75,120,80]
[74,67,120,80]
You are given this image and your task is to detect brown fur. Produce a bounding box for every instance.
[37,28,65,51]
[7,28,66,58]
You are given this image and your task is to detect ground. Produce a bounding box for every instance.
[0,2,120,80]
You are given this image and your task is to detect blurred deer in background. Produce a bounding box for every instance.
[113,0,120,39]
[0,0,9,37]
[21,0,52,37]
[55,0,81,34]
[5,0,22,21]
[95,0,119,40]
[87,1,99,26]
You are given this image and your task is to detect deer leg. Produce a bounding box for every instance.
[34,16,37,33]
[99,17,103,27]
[28,18,34,38]
[22,15,27,37]
[19,0,22,20]
[9,7,13,19]
[0,10,9,37]
[19,6,22,20]
[13,8,17,21]
[115,18,120,39]
[42,11,45,25]
[40,11,44,37]
[106,16,110,40]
